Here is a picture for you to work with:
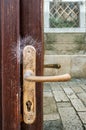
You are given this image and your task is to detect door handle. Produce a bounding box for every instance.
[44,64,61,69]
[24,72,71,82]
[23,45,71,124]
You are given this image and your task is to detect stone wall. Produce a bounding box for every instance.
[44,55,86,78]
[44,33,86,55]
[44,33,86,78]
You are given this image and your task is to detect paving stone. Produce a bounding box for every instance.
[43,79,86,130]
[51,82,63,91]
[61,82,69,88]
[58,107,83,130]
[44,113,60,121]
[43,97,57,114]
[78,112,86,124]
[80,79,86,84]
[53,91,69,102]
[77,93,86,106]
[80,84,86,91]
[80,79,85,82]
[77,83,86,92]
[43,120,63,130]
[60,87,86,112]
[57,102,72,108]
[43,91,53,97]
[71,86,84,94]
[74,79,81,83]
[84,125,86,130]
[77,80,85,85]
[66,82,74,87]
[63,87,78,99]
[43,83,51,92]
[70,98,86,112]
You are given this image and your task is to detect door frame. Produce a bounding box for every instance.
[0,0,20,130]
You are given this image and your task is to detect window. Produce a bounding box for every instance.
[44,0,86,33]
[50,2,80,28]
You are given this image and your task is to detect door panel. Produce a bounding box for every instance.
[0,0,20,130]
[20,0,44,130]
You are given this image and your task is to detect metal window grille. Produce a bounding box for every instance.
[49,1,80,28]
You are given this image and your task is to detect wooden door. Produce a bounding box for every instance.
[0,0,43,130]
[20,0,44,130]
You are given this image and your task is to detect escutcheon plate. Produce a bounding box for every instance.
[23,45,36,124]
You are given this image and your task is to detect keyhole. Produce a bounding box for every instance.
[26,100,32,112]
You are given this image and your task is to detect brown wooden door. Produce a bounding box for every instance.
[0,0,43,130]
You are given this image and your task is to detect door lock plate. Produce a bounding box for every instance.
[23,45,36,124]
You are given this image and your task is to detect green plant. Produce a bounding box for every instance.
[49,17,79,28]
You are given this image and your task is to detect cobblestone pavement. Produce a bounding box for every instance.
[43,78,86,130]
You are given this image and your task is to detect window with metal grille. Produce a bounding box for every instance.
[49,2,80,28]
[44,0,86,33]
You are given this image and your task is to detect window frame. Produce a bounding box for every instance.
[44,0,86,33]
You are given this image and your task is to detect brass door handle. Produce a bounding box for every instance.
[24,71,71,82]
[23,45,71,124]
